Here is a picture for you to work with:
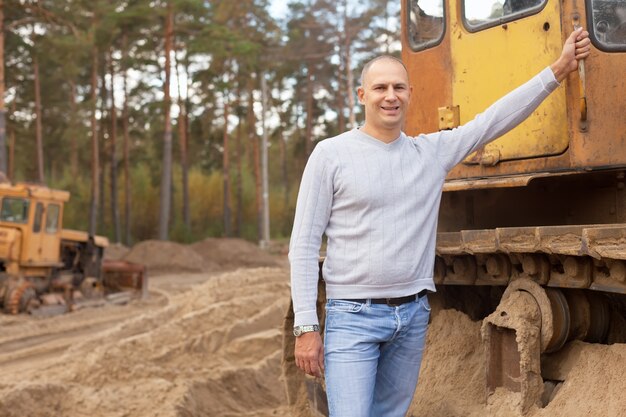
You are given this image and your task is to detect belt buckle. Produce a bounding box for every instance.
[386,297,400,307]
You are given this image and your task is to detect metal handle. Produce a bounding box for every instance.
[573,19,587,123]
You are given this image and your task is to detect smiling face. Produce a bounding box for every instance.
[357,57,412,143]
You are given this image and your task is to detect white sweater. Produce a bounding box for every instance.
[289,67,559,326]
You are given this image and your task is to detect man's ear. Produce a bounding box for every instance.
[357,86,365,104]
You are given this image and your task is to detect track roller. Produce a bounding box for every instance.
[481,279,609,412]
[2,279,39,314]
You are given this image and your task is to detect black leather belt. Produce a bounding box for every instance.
[342,289,428,306]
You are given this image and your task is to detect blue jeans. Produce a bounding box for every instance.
[323,295,430,417]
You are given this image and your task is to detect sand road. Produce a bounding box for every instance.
[0,239,625,417]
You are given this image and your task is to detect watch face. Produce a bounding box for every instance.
[293,325,318,336]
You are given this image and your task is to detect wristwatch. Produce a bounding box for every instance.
[293,324,320,337]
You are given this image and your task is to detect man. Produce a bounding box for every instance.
[289,28,591,417]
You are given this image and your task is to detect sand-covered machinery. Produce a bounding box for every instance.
[408,0,626,410]
[283,0,626,414]
[0,181,146,315]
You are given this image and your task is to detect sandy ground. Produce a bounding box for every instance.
[1,239,625,416]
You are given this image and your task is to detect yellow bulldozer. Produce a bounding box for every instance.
[0,181,146,315]
[283,0,626,414]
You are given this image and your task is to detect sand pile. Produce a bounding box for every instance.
[0,267,291,417]
[191,238,281,270]
[123,240,211,274]
[103,243,131,260]
[121,238,280,275]
[408,308,486,417]
[405,300,626,417]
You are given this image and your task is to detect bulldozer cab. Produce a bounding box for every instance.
[0,182,146,315]
[404,0,626,176]
[453,0,568,164]
[406,0,569,164]
[0,183,69,272]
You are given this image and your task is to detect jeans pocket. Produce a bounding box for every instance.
[419,295,431,312]
[326,299,365,313]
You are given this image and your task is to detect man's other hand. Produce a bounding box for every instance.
[295,331,324,377]
[551,27,591,82]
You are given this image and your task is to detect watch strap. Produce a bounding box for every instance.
[293,324,320,336]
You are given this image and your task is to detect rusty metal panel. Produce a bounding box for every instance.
[442,171,580,192]
[485,326,521,394]
[102,260,147,299]
[565,2,626,168]
[401,0,452,137]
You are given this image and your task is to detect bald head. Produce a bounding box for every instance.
[359,55,409,87]
[356,54,412,142]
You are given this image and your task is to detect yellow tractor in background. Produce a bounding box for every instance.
[283,0,626,415]
[0,181,146,315]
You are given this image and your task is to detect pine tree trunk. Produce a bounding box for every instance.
[222,99,231,237]
[344,2,356,128]
[336,3,346,133]
[89,44,100,236]
[336,64,346,133]
[158,1,174,240]
[253,127,262,241]
[98,64,107,229]
[109,48,121,243]
[33,51,44,183]
[279,130,289,209]
[174,48,190,233]
[0,0,7,175]
[247,83,262,240]
[235,97,243,237]
[8,101,14,180]
[122,33,132,246]
[305,63,313,157]
[69,80,79,177]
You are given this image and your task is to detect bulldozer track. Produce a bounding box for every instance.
[435,224,626,294]
[4,281,35,315]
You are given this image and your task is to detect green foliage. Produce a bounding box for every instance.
[173,167,225,241]
[2,0,400,244]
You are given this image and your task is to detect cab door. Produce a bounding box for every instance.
[23,201,45,264]
[450,0,568,164]
[24,202,62,265]
[40,203,62,264]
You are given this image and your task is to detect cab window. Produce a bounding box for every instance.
[463,0,546,31]
[45,204,60,233]
[0,197,30,223]
[33,203,43,233]
[587,0,626,51]
[407,0,445,51]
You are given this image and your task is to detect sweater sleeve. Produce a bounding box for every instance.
[424,67,560,172]
[288,144,335,327]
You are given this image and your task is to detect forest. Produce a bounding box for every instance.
[0,0,400,245]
